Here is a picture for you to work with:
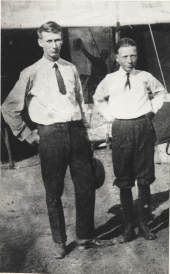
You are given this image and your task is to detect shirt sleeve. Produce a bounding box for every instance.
[147,73,167,113]
[1,70,32,141]
[93,76,113,121]
[73,65,88,121]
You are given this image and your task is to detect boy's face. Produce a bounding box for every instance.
[116,45,138,72]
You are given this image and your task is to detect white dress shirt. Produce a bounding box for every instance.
[28,57,84,124]
[1,56,85,141]
[93,67,166,120]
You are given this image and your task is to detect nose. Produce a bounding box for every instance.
[52,41,57,49]
[127,56,132,63]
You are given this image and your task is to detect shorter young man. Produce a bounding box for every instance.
[94,37,166,242]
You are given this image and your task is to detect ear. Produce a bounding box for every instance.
[115,54,119,63]
[38,38,43,48]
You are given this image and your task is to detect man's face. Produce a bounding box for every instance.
[38,31,63,61]
[116,45,137,72]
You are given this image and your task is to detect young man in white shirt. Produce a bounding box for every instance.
[94,37,166,242]
[2,21,99,258]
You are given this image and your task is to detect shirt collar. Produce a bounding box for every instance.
[119,67,136,76]
[41,56,62,68]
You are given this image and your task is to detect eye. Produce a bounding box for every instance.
[55,39,62,43]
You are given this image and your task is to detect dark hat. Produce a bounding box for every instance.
[92,157,105,189]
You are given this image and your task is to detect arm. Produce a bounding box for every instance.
[73,65,89,124]
[147,73,167,113]
[93,76,113,121]
[81,47,97,63]
[78,39,97,63]
[1,70,39,144]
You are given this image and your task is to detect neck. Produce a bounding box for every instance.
[44,55,60,62]
[120,67,135,74]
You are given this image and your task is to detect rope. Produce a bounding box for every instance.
[148,24,168,92]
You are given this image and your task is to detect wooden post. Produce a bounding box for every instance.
[115,21,120,44]
[4,126,15,169]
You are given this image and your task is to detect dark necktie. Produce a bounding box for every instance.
[53,63,66,95]
[125,72,131,89]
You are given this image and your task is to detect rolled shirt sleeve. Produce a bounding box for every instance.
[93,76,113,121]
[73,65,88,122]
[147,73,167,113]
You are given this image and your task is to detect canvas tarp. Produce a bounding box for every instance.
[2,0,170,29]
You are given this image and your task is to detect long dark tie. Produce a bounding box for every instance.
[53,63,66,95]
[125,72,131,89]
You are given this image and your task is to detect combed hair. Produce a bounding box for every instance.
[115,38,137,54]
[37,21,62,39]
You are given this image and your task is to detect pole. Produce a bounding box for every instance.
[148,24,168,92]
[4,126,15,169]
[115,21,120,44]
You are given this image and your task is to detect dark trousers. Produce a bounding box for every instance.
[38,120,95,243]
[112,115,156,188]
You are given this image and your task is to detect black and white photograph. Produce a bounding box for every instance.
[1,0,170,273]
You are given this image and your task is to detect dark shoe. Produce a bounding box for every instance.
[138,222,157,240]
[54,242,66,259]
[119,224,136,243]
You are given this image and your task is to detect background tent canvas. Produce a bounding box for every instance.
[2,0,170,28]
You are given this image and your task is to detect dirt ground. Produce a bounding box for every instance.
[0,148,169,274]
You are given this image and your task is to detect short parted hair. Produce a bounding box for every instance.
[115,37,137,54]
[37,21,62,39]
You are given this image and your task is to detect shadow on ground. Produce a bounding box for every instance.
[95,190,169,240]
[0,227,37,272]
